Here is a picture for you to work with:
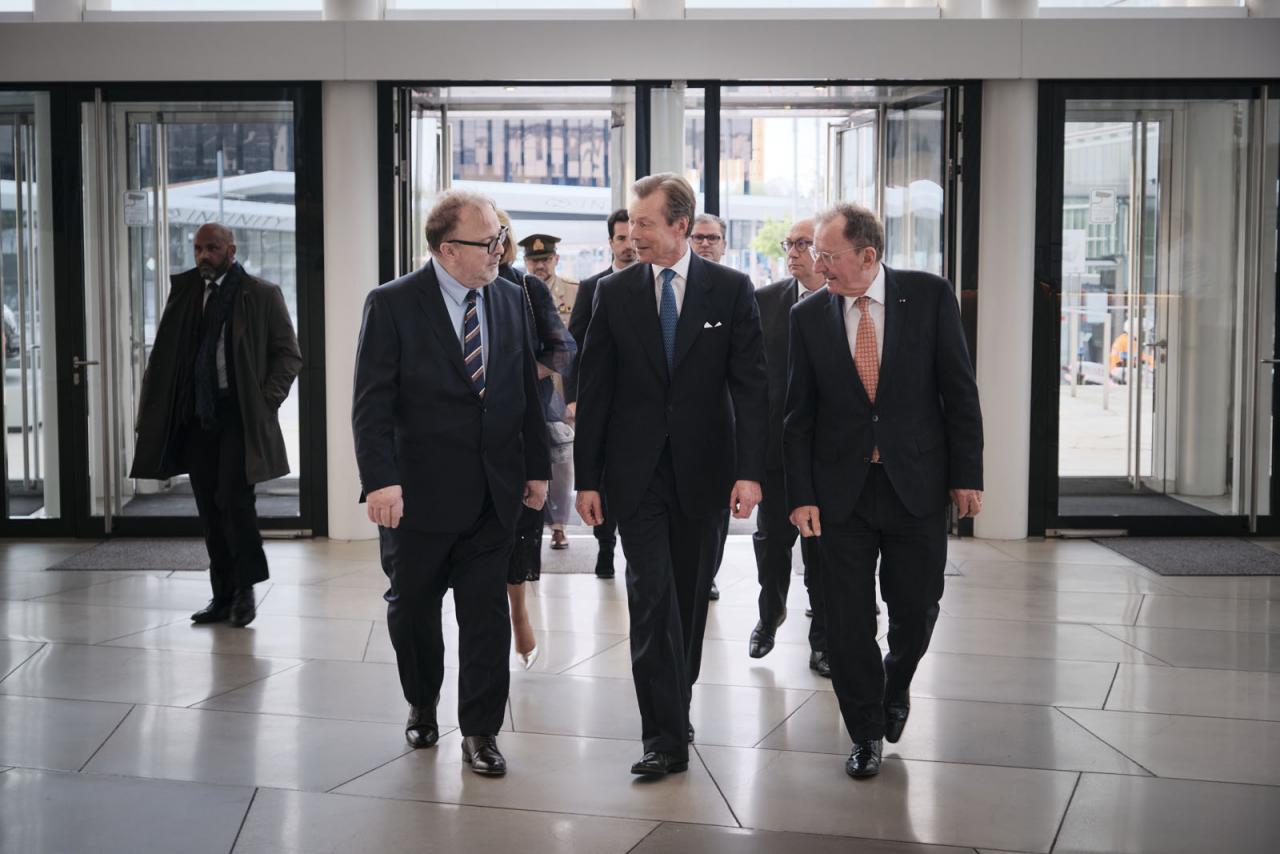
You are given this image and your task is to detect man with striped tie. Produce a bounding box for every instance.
[353,190,550,777]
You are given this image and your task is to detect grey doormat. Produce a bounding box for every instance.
[1093,537,1280,576]
[537,537,603,575]
[48,539,209,571]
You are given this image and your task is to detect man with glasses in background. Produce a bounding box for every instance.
[353,190,550,777]
[689,213,728,265]
[784,202,983,780]
[748,218,832,674]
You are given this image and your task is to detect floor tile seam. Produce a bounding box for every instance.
[7,571,149,601]
[1049,706,1158,778]
[691,744,743,828]
[318,744,419,795]
[1099,662,1121,709]
[0,640,45,684]
[556,636,635,676]
[1046,771,1083,854]
[942,579,1175,596]
[1097,620,1280,638]
[1108,657,1280,680]
[90,613,200,645]
[359,620,376,662]
[227,786,260,854]
[76,704,137,772]
[1087,624,1177,668]
[1055,702,1278,726]
[1131,593,1150,627]
[69,635,312,665]
[923,613,1150,630]
[749,690,820,749]
[138,697,414,729]
[546,636,632,676]
[188,660,309,708]
[622,821,666,853]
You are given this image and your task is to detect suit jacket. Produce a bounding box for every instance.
[783,266,983,521]
[754,276,804,475]
[131,263,301,485]
[352,261,552,534]
[565,265,613,404]
[574,254,768,520]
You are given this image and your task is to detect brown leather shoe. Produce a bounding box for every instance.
[550,529,569,550]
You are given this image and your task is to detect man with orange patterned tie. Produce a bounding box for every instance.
[784,202,983,780]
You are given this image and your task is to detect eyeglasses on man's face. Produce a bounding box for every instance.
[446,225,509,255]
[809,245,861,266]
[780,239,813,254]
[689,233,723,244]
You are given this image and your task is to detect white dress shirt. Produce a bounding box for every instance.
[652,247,692,316]
[843,263,886,364]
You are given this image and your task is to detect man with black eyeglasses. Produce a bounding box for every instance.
[353,189,551,777]
[689,213,728,265]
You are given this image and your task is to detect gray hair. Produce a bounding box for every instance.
[815,202,884,261]
[632,172,696,237]
[693,213,727,237]
[425,189,497,253]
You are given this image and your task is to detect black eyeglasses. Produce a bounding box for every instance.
[446,225,509,255]
[690,234,723,244]
[780,239,813,253]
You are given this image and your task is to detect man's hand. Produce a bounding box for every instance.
[366,485,404,529]
[790,505,822,538]
[536,363,554,380]
[729,480,762,519]
[523,480,549,510]
[565,401,576,419]
[576,490,603,526]
[951,488,983,519]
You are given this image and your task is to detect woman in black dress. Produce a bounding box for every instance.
[496,210,576,669]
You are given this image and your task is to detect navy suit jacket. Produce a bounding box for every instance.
[754,276,802,475]
[574,254,768,520]
[783,266,983,521]
[565,265,613,404]
[352,261,552,534]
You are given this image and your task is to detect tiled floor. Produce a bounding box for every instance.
[0,536,1277,853]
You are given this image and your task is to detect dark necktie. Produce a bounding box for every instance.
[194,279,222,428]
[659,268,678,371]
[463,289,485,398]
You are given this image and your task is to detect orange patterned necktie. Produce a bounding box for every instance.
[853,295,880,462]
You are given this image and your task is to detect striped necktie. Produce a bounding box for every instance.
[463,289,485,398]
[659,268,678,371]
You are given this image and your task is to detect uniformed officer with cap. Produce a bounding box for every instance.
[519,233,578,550]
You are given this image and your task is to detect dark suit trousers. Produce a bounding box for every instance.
[183,403,269,603]
[617,445,722,756]
[754,469,826,652]
[378,497,512,736]
[594,490,617,551]
[819,465,946,741]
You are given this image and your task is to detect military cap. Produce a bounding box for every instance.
[518,233,561,259]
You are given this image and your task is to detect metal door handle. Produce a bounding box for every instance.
[1261,359,1280,365]
[72,357,99,368]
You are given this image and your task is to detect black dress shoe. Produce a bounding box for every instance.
[595,549,615,578]
[630,751,688,775]
[805,607,813,618]
[749,613,786,659]
[191,599,231,624]
[809,650,831,678]
[884,690,910,743]
[846,738,882,778]
[228,588,256,628]
[708,580,720,601]
[405,705,439,749]
[687,724,695,744]
[461,735,506,775]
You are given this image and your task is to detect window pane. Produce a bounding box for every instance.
[106,1,320,9]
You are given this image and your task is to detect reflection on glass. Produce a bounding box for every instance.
[1,92,60,519]
[1056,97,1274,520]
[406,85,629,282]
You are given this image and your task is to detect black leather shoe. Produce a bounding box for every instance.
[809,650,831,678]
[595,548,615,579]
[805,607,813,618]
[884,690,910,743]
[846,738,882,778]
[687,724,695,744]
[461,735,506,775]
[708,581,720,601]
[228,588,256,628]
[191,599,231,624]
[749,614,786,659]
[405,705,439,749]
[630,751,688,775]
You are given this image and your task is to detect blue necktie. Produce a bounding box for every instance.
[462,289,485,398]
[659,268,678,372]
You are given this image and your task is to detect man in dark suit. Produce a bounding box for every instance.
[785,203,983,780]
[131,223,301,629]
[750,218,830,672]
[575,173,768,776]
[352,190,551,776]
[566,208,636,578]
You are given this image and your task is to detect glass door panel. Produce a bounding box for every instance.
[0,93,61,520]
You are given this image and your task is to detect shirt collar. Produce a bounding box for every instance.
[844,263,886,310]
[796,278,823,300]
[652,246,692,284]
[434,259,484,307]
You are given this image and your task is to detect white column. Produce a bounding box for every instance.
[33,0,84,21]
[982,0,1037,17]
[1248,0,1280,16]
[322,0,384,20]
[649,84,686,177]
[323,82,380,541]
[634,0,683,19]
[35,93,60,516]
[974,80,1037,540]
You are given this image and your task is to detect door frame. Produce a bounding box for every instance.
[1028,80,1279,537]
[0,82,327,539]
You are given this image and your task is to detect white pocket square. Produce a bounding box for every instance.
[703,321,723,328]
